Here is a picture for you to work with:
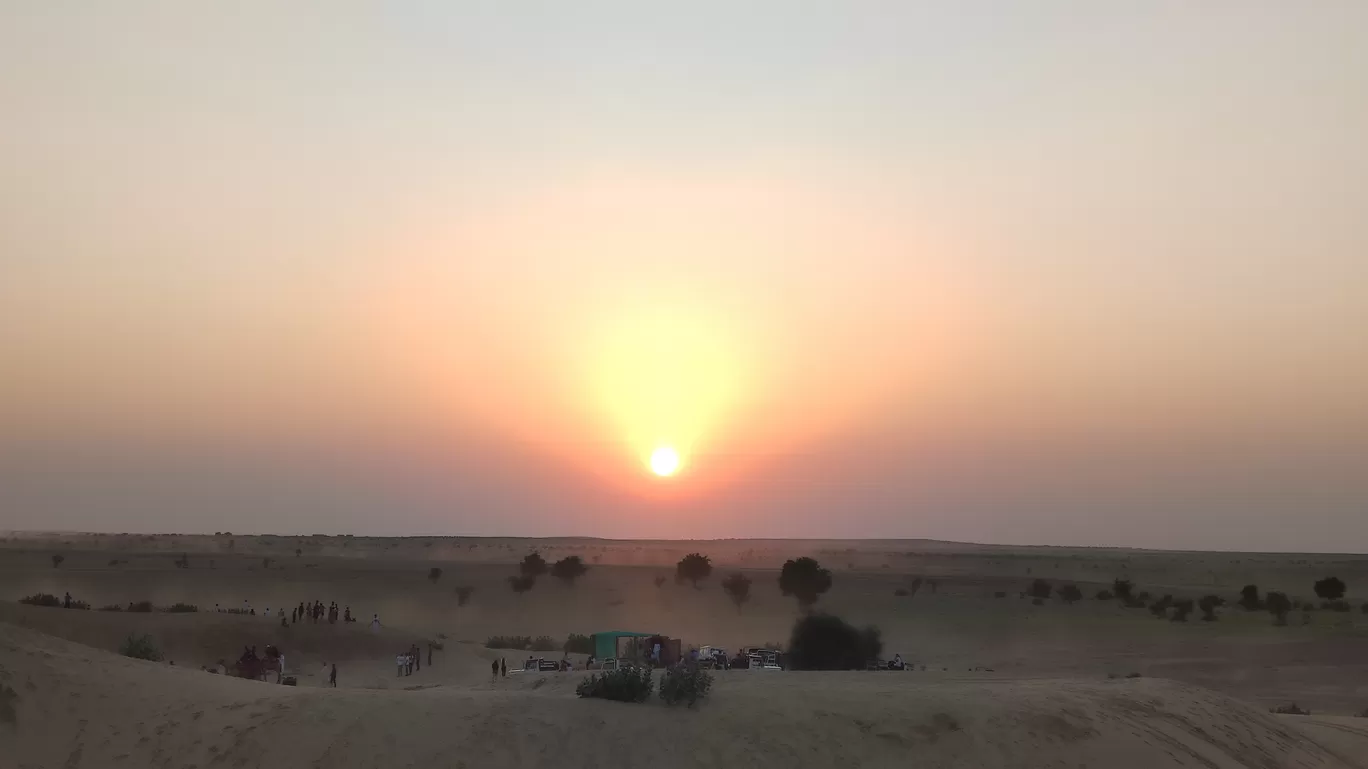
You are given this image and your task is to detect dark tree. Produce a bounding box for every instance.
[508,574,536,595]
[1313,577,1346,601]
[1266,591,1292,626]
[675,553,713,588]
[1112,579,1134,602]
[1058,584,1083,604]
[786,613,882,670]
[1238,584,1262,611]
[1149,595,1174,618]
[428,567,443,583]
[551,556,589,585]
[454,586,474,606]
[1170,599,1194,622]
[519,551,548,579]
[1198,595,1224,621]
[51,554,64,568]
[1095,589,1114,601]
[722,572,752,611]
[779,557,834,609]
[295,548,302,557]
[1027,579,1053,600]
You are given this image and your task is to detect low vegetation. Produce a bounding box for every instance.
[1199,595,1224,621]
[1170,599,1194,622]
[1313,576,1346,601]
[564,633,593,654]
[119,633,163,661]
[98,604,123,612]
[1270,703,1311,716]
[519,551,549,579]
[576,667,654,703]
[507,575,536,595]
[1266,592,1292,626]
[786,613,882,670]
[660,665,713,707]
[1238,584,1262,611]
[1027,579,1053,600]
[779,557,833,609]
[653,575,667,588]
[163,603,198,613]
[1321,599,1351,612]
[127,601,154,613]
[19,593,62,607]
[428,567,442,583]
[1094,589,1113,601]
[51,554,64,568]
[1058,584,1082,604]
[893,588,909,597]
[530,635,558,652]
[551,556,589,585]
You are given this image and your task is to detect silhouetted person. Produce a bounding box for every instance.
[491,659,499,680]
[414,644,420,672]
[63,592,71,609]
[329,663,337,688]
[427,643,433,667]
[500,658,507,677]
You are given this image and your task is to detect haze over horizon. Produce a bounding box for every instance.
[2,3,1365,551]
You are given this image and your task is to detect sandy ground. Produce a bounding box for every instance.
[3,533,1368,767]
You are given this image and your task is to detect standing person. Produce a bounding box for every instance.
[414,644,420,672]
[427,643,433,667]
[291,607,297,624]
[500,658,507,677]
[397,653,405,677]
[491,659,499,681]
[63,592,72,609]
[371,614,381,632]
[329,663,337,688]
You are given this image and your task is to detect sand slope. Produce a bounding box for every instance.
[3,622,1365,769]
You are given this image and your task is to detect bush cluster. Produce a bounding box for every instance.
[485,635,533,650]
[119,633,163,661]
[163,603,198,613]
[564,633,594,655]
[786,613,882,670]
[660,665,713,707]
[576,667,654,703]
[19,593,62,607]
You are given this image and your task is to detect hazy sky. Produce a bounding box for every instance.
[2,2,1366,550]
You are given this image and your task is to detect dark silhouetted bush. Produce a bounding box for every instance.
[1137,592,1151,602]
[530,635,558,652]
[1149,595,1174,618]
[1113,579,1134,602]
[1058,585,1083,604]
[519,551,548,579]
[676,553,713,588]
[551,556,588,585]
[1314,577,1346,601]
[1028,579,1052,600]
[722,572,752,610]
[485,635,532,650]
[1170,599,1194,622]
[455,586,474,606]
[120,634,163,661]
[428,567,442,583]
[1266,592,1292,626]
[1238,584,1262,611]
[660,665,713,707]
[1199,595,1224,621]
[786,614,882,670]
[1095,589,1114,601]
[779,557,833,609]
[894,588,909,597]
[508,574,536,595]
[576,667,653,702]
[98,604,122,612]
[1322,600,1351,612]
[19,593,61,607]
[1270,703,1310,715]
[51,554,64,568]
[163,603,197,613]
[564,633,593,654]
[127,601,153,613]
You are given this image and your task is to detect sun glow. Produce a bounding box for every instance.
[649,446,680,476]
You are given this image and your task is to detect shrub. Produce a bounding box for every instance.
[67,600,90,610]
[428,567,442,583]
[1170,599,1194,622]
[172,554,189,569]
[786,613,882,670]
[1362,603,1368,614]
[19,593,61,607]
[564,633,594,654]
[119,633,163,661]
[660,665,713,707]
[1270,703,1310,715]
[576,667,654,703]
[722,572,753,610]
[1199,595,1224,621]
[1149,595,1174,618]
[486,635,532,649]
[519,551,548,579]
[1058,584,1083,604]
[508,575,536,595]
[1313,577,1346,601]
[1027,579,1052,600]
[1238,584,1262,611]
[779,557,833,609]
[653,575,667,588]
[1095,589,1114,601]
[1266,592,1292,626]
[163,603,198,613]
[551,556,588,585]
[676,553,713,588]
[530,635,558,652]
[1113,579,1134,602]
[455,586,474,606]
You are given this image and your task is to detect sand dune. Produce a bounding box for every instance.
[3,621,1365,769]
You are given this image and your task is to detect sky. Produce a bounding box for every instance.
[1,2,1365,550]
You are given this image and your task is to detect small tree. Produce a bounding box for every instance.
[508,574,536,596]
[1170,599,1194,622]
[1027,579,1052,600]
[779,557,833,609]
[1149,595,1174,618]
[295,548,302,557]
[722,572,752,611]
[1238,584,1262,611]
[1199,595,1225,621]
[520,552,549,579]
[51,554,64,568]
[1058,584,1083,604]
[676,553,713,588]
[550,556,589,585]
[454,586,474,606]
[428,567,442,583]
[1113,579,1134,602]
[1313,577,1346,601]
[1266,591,1292,626]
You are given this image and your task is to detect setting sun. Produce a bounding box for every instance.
[649,446,681,477]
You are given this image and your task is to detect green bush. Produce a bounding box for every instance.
[576,667,654,703]
[530,635,558,652]
[119,633,163,661]
[163,603,198,613]
[19,593,61,607]
[660,665,713,707]
[485,635,532,650]
[564,633,594,654]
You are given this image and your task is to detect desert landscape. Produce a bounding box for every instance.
[4,532,1368,768]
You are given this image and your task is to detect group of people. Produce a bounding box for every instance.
[395,643,431,676]
[210,600,358,627]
